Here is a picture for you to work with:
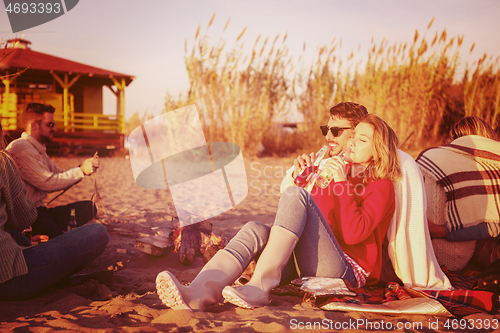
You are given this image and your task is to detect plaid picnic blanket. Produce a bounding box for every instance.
[315,268,498,316]
[416,135,500,241]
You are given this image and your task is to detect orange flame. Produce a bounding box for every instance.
[170,227,224,254]
[171,228,183,252]
[200,231,224,254]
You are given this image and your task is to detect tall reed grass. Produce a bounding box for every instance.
[157,16,500,155]
[163,14,298,156]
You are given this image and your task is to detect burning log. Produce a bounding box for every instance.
[170,221,225,266]
[177,225,199,265]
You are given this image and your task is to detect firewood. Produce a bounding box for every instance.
[178,225,200,265]
[203,244,225,264]
[193,220,212,235]
[168,221,224,266]
[134,236,173,256]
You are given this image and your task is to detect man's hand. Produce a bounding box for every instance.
[292,152,315,178]
[92,152,100,170]
[80,153,99,176]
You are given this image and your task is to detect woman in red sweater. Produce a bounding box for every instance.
[309,115,400,286]
[157,114,401,311]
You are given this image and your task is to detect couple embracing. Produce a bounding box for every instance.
[156,102,406,311]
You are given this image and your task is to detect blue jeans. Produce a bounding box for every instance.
[225,186,356,286]
[0,223,109,301]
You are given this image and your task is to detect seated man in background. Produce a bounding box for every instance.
[0,120,109,301]
[417,116,500,271]
[6,103,99,239]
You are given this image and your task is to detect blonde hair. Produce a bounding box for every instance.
[449,116,498,141]
[359,114,401,182]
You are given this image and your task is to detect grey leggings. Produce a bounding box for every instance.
[224,186,356,286]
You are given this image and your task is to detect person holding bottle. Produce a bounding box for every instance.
[280,102,368,193]
[156,112,401,311]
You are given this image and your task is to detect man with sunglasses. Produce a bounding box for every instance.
[280,102,368,192]
[6,103,99,239]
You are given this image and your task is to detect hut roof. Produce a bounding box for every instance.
[0,39,134,85]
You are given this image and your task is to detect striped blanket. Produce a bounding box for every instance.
[315,268,498,316]
[416,135,500,241]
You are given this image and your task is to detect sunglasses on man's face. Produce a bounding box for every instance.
[320,125,351,137]
[36,120,55,128]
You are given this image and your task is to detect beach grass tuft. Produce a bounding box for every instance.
[152,16,500,155]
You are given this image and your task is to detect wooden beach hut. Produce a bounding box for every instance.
[0,38,135,155]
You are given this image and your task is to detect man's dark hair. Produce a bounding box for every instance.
[22,103,55,129]
[329,102,368,127]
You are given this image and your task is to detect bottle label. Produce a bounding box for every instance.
[293,145,328,189]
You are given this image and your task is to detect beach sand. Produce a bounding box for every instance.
[1,155,499,332]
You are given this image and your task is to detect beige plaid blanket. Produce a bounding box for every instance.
[416,135,500,241]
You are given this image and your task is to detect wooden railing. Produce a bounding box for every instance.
[0,92,18,130]
[54,113,122,132]
[1,92,123,133]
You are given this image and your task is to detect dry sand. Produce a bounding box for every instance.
[1,155,499,332]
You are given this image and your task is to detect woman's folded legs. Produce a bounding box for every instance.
[223,186,355,308]
[156,221,271,311]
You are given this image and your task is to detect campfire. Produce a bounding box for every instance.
[169,221,226,266]
[133,207,227,266]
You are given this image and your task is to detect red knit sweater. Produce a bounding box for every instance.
[310,176,395,285]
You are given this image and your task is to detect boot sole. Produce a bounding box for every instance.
[222,287,261,309]
[156,271,193,311]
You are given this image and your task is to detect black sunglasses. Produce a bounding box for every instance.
[320,125,351,137]
[35,120,55,128]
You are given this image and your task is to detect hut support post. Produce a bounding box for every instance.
[1,70,20,93]
[2,71,10,94]
[111,77,125,133]
[51,72,80,132]
[1,71,20,129]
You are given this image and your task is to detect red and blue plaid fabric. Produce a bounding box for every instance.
[344,253,367,289]
[316,267,498,316]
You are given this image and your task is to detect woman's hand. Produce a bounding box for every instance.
[292,152,315,178]
[322,156,347,182]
